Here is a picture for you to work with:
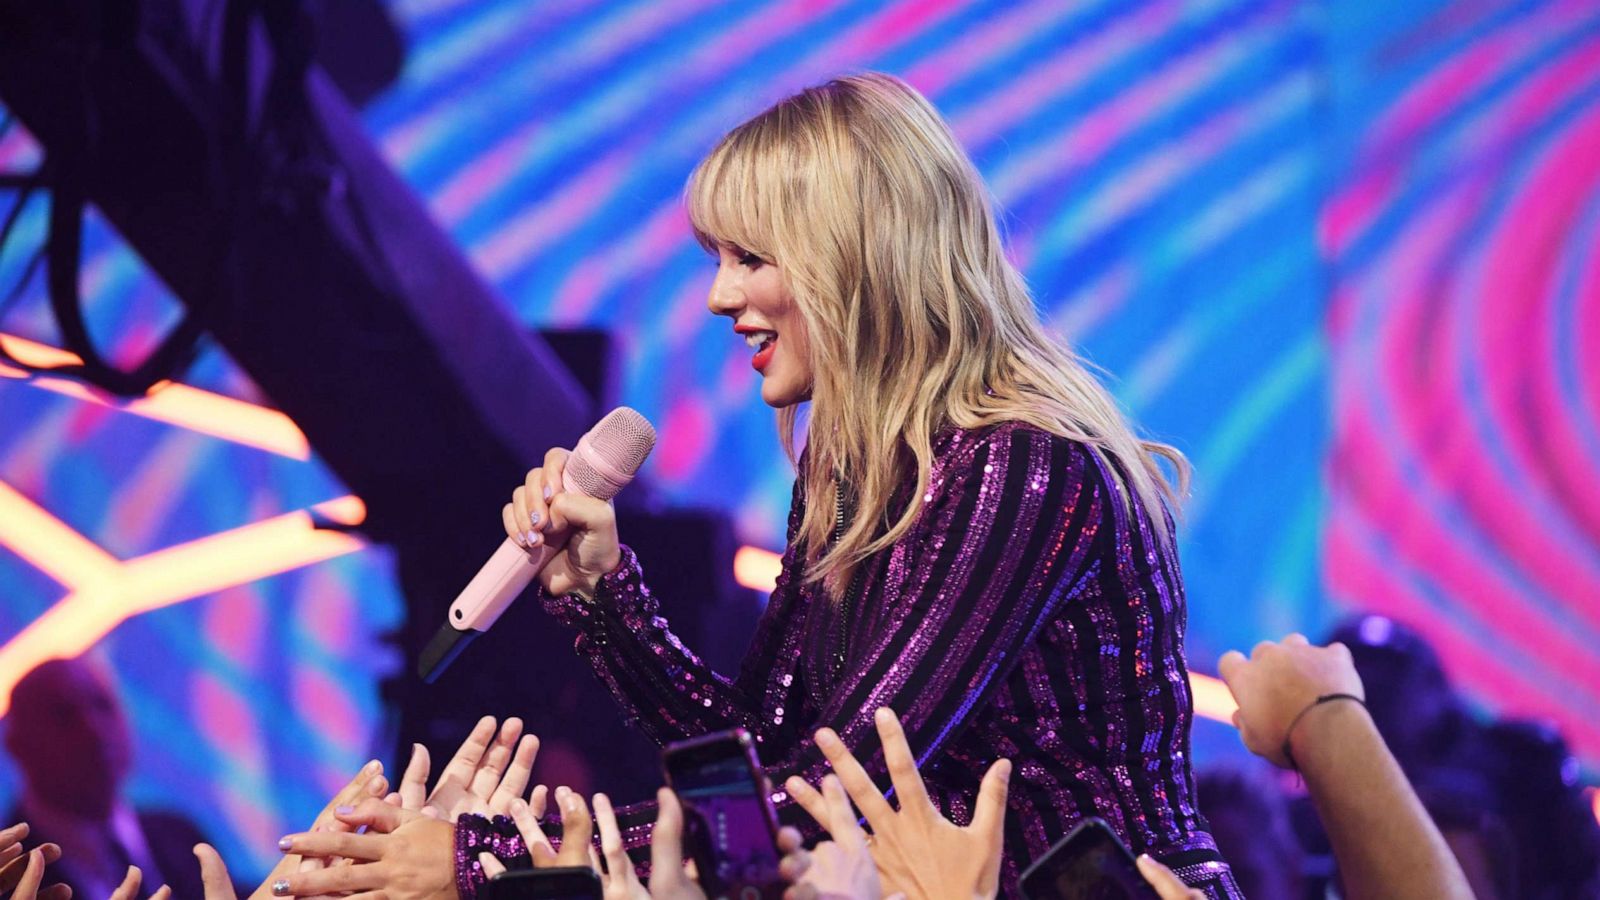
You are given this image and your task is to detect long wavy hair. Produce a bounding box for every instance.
[687,72,1188,598]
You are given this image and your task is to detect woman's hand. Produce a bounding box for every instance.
[274,809,457,899]
[786,708,1011,900]
[249,760,391,900]
[504,448,622,598]
[389,717,544,822]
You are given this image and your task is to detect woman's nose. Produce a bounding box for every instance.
[707,270,742,317]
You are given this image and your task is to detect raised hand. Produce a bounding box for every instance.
[395,717,544,822]
[1217,634,1364,769]
[248,760,390,900]
[786,707,1011,900]
[777,777,879,900]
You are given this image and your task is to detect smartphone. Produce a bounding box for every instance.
[661,728,784,900]
[1018,818,1162,900]
[482,867,603,900]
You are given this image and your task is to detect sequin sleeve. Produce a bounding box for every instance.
[538,483,812,748]
[757,425,1104,804]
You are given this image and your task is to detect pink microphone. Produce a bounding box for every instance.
[419,407,657,682]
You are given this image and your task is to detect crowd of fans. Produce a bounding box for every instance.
[2,621,1595,899]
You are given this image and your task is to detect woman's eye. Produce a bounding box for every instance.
[738,252,764,269]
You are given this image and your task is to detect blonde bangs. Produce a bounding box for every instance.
[686,125,784,261]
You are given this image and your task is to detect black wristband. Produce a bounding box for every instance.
[1281,692,1366,771]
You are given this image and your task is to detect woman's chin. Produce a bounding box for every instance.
[760,377,807,408]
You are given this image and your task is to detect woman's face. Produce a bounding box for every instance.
[707,241,813,407]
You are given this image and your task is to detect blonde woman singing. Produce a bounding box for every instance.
[280,73,1243,900]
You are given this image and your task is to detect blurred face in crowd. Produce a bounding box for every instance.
[5,659,132,818]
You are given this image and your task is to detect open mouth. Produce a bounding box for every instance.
[743,330,778,371]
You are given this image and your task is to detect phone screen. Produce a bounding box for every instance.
[663,730,783,899]
[1018,819,1161,900]
[482,867,602,900]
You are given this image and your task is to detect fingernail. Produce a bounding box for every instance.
[543,485,553,501]
[530,512,540,526]
[366,776,385,795]
[277,836,293,851]
[527,531,542,547]
[361,759,380,775]
[997,758,1013,783]
[336,805,355,815]
[272,879,290,895]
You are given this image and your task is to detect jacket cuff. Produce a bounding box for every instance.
[454,814,530,900]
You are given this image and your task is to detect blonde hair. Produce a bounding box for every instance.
[687,72,1188,597]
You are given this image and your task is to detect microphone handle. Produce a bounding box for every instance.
[418,478,581,683]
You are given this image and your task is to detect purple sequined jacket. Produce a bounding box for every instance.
[460,423,1240,899]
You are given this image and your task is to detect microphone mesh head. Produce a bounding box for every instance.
[565,407,657,500]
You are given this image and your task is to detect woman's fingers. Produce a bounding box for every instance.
[552,787,595,868]
[14,850,45,900]
[592,792,641,888]
[468,718,524,803]
[0,821,27,851]
[334,798,412,834]
[508,794,553,851]
[315,761,383,830]
[812,729,895,826]
[512,481,535,544]
[149,885,173,900]
[278,831,387,862]
[529,784,550,820]
[520,461,550,547]
[272,861,387,897]
[783,776,833,833]
[490,734,540,815]
[873,708,934,815]
[969,758,1012,843]
[820,776,868,850]
[429,716,497,809]
[398,743,430,811]
[504,502,527,549]
[541,448,570,533]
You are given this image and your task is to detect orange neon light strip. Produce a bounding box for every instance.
[0,333,310,460]
[0,480,120,587]
[734,544,1240,725]
[0,486,366,716]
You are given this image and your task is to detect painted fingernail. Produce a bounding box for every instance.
[543,485,553,501]
[530,512,540,526]
[335,805,355,815]
[528,531,543,547]
[361,759,379,775]
[277,836,293,851]
[271,879,290,895]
